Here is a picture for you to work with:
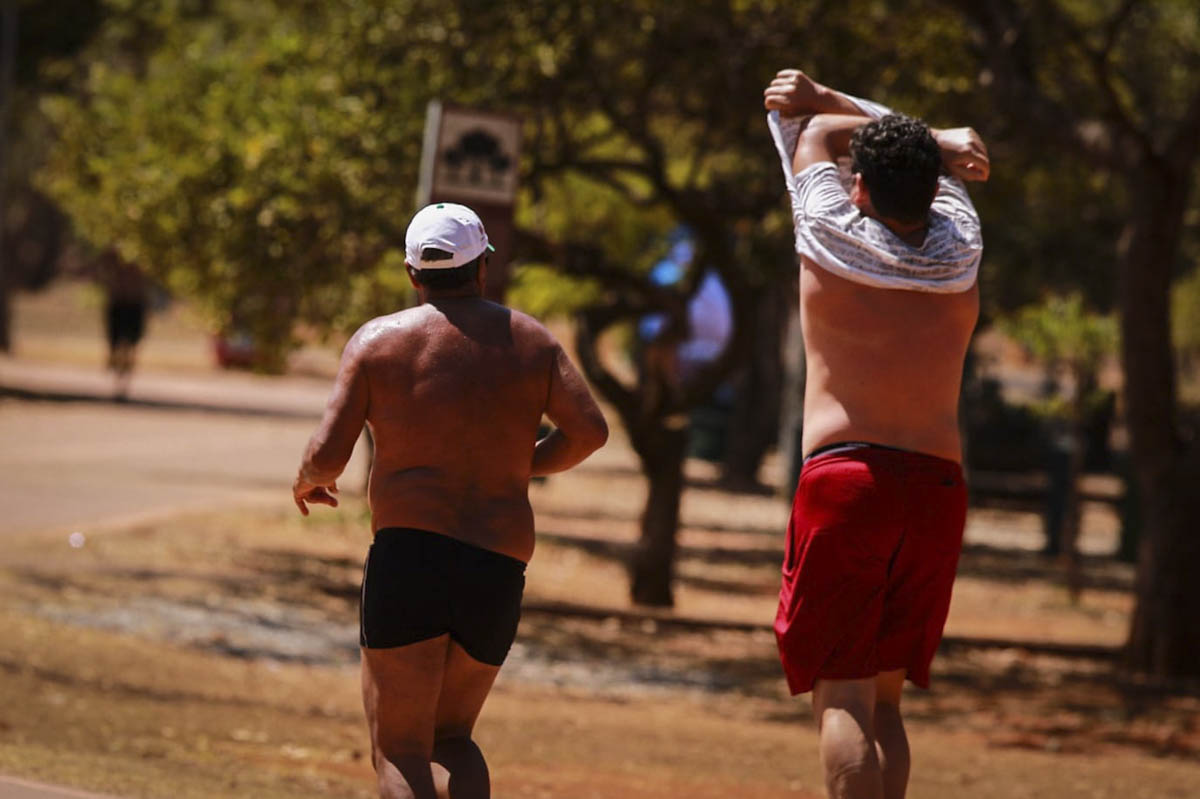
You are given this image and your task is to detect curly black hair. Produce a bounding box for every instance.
[850,114,941,225]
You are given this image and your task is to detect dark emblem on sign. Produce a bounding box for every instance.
[441,129,513,189]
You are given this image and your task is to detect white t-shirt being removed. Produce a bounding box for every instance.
[767,96,982,294]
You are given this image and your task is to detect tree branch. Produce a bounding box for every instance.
[574,304,640,426]
[590,67,684,212]
[944,0,1126,166]
[1044,0,1157,164]
[512,227,689,320]
[1100,0,1140,54]
[1167,82,1200,167]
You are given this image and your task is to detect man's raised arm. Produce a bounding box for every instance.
[293,326,371,515]
[763,70,870,118]
[793,115,990,182]
[765,70,990,183]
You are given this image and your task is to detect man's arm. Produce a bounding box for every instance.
[293,326,371,515]
[791,113,868,174]
[765,69,990,182]
[793,116,991,182]
[933,127,990,182]
[763,69,868,118]
[531,345,608,477]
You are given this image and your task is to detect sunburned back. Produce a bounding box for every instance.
[800,257,979,462]
[361,299,553,561]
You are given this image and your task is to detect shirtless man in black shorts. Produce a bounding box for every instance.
[293,202,608,799]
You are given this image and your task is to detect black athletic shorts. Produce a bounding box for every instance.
[359,527,526,666]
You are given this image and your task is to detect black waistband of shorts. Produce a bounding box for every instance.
[801,441,964,480]
[803,440,909,464]
[372,527,527,570]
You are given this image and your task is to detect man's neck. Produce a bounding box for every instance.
[879,215,928,247]
[421,288,483,303]
[857,196,929,247]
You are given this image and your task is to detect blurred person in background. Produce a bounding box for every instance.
[98,250,149,398]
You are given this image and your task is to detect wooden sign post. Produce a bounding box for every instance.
[417,101,521,301]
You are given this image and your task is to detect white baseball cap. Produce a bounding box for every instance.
[404,203,494,270]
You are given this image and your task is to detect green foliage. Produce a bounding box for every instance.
[38,0,428,368]
[1000,293,1118,371]
[999,293,1118,422]
[438,0,989,285]
[507,265,602,321]
[36,0,1194,375]
[35,0,1027,361]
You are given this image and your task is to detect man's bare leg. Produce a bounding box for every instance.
[430,641,502,799]
[812,676,883,799]
[873,669,909,799]
[362,636,450,799]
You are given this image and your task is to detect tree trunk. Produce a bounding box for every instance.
[629,424,689,607]
[722,284,786,489]
[1125,442,1200,679]
[1120,165,1200,679]
[0,7,16,354]
[1061,374,1087,602]
[0,281,10,352]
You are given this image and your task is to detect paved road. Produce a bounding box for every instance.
[0,358,368,540]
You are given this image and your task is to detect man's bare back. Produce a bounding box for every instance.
[800,259,979,462]
[780,100,986,464]
[360,298,594,561]
[295,294,606,563]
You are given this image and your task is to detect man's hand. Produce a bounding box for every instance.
[764,69,824,116]
[293,476,338,516]
[935,127,990,182]
[765,69,867,118]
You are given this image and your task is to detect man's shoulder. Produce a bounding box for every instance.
[504,304,553,337]
[358,308,419,338]
[342,309,423,359]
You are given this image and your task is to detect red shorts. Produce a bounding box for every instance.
[775,443,967,695]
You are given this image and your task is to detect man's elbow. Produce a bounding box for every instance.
[581,414,609,455]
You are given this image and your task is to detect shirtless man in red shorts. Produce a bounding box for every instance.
[764,71,990,799]
[293,202,608,799]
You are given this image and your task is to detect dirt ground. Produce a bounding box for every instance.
[2,488,1198,799]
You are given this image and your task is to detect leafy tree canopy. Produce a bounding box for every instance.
[39,0,433,367]
[41,0,1058,364]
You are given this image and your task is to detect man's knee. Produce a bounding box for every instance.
[431,734,490,797]
[374,733,434,771]
[814,677,876,727]
[432,733,484,764]
[820,706,874,748]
